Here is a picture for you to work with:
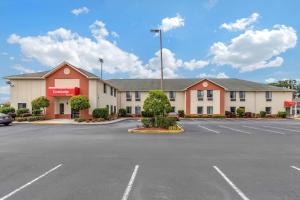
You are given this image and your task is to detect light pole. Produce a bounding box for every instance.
[150,29,164,90]
[98,58,104,79]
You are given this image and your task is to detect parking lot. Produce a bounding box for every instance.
[0,119,300,200]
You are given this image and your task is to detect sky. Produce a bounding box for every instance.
[0,0,299,103]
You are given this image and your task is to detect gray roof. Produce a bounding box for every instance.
[107,78,294,92]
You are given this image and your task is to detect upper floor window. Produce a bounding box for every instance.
[103,84,107,94]
[207,90,213,101]
[110,87,114,96]
[135,91,141,101]
[114,89,117,97]
[18,103,26,109]
[126,91,132,101]
[230,91,236,101]
[197,90,204,101]
[169,91,176,101]
[239,91,245,101]
[266,91,272,101]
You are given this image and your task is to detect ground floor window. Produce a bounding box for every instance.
[110,105,113,114]
[114,106,116,114]
[126,106,132,114]
[265,107,272,114]
[207,106,213,115]
[230,107,236,113]
[135,106,141,115]
[18,103,26,109]
[197,106,203,114]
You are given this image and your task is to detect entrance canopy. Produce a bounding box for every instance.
[284,101,296,107]
[48,87,80,96]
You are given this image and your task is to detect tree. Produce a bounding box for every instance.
[143,90,172,117]
[269,80,297,90]
[70,95,90,118]
[31,96,50,114]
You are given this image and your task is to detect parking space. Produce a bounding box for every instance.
[1,119,300,199]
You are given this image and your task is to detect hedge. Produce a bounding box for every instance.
[178,110,185,118]
[0,106,15,114]
[92,108,109,119]
[32,109,42,116]
[118,108,127,117]
[277,111,287,118]
[17,108,30,116]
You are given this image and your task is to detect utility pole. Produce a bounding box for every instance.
[150,29,164,90]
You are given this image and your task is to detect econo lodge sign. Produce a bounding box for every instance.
[48,87,80,96]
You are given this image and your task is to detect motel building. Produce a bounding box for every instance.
[4,61,296,119]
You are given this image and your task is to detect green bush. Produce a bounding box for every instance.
[17,108,30,116]
[92,108,109,119]
[0,106,15,114]
[141,110,154,117]
[212,114,226,118]
[178,110,185,117]
[32,109,42,116]
[141,118,154,128]
[236,107,245,117]
[15,117,28,122]
[28,116,46,122]
[156,116,177,129]
[277,111,287,118]
[118,108,127,117]
[260,111,267,118]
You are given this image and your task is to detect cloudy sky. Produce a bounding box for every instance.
[0,0,299,102]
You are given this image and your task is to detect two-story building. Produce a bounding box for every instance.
[4,61,295,119]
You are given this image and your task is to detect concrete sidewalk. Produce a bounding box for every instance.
[13,118,130,125]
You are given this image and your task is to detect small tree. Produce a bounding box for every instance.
[143,90,172,117]
[236,107,245,118]
[70,95,90,118]
[31,96,50,114]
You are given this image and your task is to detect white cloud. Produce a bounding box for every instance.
[13,64,35,74]
[9,56,14,60]
[71,6,90,16]
[0,86,9,95]
[111,31,119,38]
[183,59,209,70]
[160,14,184,32]
[210,25,297,72]
[265,77,277,83]
[198,72,229,79]
[89,20,109,40]
[221,13,259,31]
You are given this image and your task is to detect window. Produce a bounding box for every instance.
[230,107,236,113]
[126,91,132,101]
[266,107,272,114]
[59,103,64,114]
[110,87,114,96]
[135,106,141,115]
[135,91,141,101]
[207,90,213,101]
[171,106,176,112]
[169,91,176,101]
[126,106,132,114]
[114,89,117,97]
[18,103,26,109]
[114,106,116,114]
[197,106,203,114]
[207,106,213,115]
[266,91,272,101]
[103,84,107,94]
[110,105,113,114]
[197,90,204,101]
[230,91,236,101]
[239,91,245,101]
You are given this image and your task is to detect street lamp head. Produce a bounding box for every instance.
[150,29,160,33]
[99,58,104,63]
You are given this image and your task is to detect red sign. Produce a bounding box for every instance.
[48,87,80,96]
[284,101,296,107]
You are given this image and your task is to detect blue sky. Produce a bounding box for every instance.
[0,0,299,103]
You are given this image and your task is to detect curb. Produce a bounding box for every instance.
[128,124,184,134]
[13,118,129,125]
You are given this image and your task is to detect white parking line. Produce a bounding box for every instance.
[218,125,252,134]
[121,165,139,200]
[291,165,300,171]
[198,125,220,134]
[0,164,62,200]
[213,166,250,200]
[243,125,285,135]
[262,126,300,133]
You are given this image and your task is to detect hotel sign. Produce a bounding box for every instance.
[48,87,80,96]
[284,101,296,107]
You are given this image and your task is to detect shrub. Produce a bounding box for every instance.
[236,107,245,117]
[28,116,46,122]
[31,96,49,113]
[277,111,287,118]
[212,114,226,118]
[260,111,267,118]
[178,110,185,118]
[77,118,85,122]
[156,116,177,129]
[17,108,30,116]
[92,108,109,119]
[15,117,28,122]
[32,109,42,116]
[118,108,127,117]
[143,90,172,116]
[141,110,154,117]
[225,111,231,117]
[141,118,154,128]
[0,106,15,114]
[244,112,253,118]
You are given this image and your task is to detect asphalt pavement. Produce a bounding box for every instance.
[0,119,300,200]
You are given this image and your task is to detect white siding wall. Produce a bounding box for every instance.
[190,90,220,114]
